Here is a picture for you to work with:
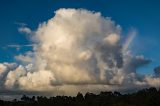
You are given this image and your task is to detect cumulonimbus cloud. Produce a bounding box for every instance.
[0,8,160,96]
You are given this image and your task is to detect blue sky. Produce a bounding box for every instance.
[0,0,160,75]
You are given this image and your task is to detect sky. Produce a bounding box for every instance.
[0,0,160,74]
[0,0,160,97]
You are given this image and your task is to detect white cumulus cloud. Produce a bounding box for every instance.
[0,8,159,96]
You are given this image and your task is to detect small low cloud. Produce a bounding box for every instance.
[18,27,32,34]
[15,22,32,34]
[15,51,34,63]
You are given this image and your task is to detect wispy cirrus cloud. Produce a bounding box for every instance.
[14,22,27,27]
[6,44,34,51]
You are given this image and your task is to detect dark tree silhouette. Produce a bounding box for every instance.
[0,87,160,106]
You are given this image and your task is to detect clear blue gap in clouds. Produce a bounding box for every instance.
[0,0,160,74]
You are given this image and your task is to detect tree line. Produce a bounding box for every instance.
[0,87,160,106]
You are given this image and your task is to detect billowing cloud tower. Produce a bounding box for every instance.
[0,8,159,96]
